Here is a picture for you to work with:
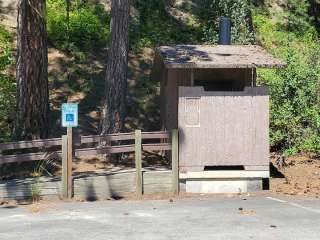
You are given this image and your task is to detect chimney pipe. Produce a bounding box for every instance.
[218,17,231,45]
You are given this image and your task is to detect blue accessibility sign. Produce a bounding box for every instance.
[62,103,78,127]
[66,114,74,122]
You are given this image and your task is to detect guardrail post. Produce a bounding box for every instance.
[135,130,143,197]
[171,129,179,194]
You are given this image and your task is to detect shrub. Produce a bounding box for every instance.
[254,6,320,155]
[0,25,15,142]
[47,0,110,53]
[131,0,201,51]
[197,0,255,44]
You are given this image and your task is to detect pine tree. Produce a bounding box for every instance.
[100,0,130,134]
[15,0,49,139]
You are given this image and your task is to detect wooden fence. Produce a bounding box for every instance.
[0,130,179,199]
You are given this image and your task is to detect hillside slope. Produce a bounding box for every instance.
[0,0,17,30]
[0,0,319,155]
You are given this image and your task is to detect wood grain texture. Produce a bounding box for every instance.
[67,128,73,198]
[73,171,136,199]
[135,130,142,197]
[75,145,135,157]
[80,132,135,143]
[142,143,171,151]
[62,135,68,199]
[143,171,172,194]
[0,138,62,150]
[171,129,179,194]
[156,45,286,69]
[178,88,203,172]
[0,131,172,165]
[179,87,269,171]
[162,69,192,130]
[0,151,62,164]
[142,131,170,139]
[0,170,173,200]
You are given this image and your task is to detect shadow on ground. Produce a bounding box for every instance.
[270,162,285,178]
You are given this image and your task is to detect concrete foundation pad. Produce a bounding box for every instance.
[186,179,263,193]
[180,170,269,179]
[183,170,268,193]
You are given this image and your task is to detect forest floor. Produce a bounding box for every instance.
[48,46,158,137]
[270,154,320,198]
[0,0,17,31]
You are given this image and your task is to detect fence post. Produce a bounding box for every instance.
[62,135,68,199]
[67,127,73,198]
[135,130,142,197]
[62,129,73,199]
[171,129,179,194]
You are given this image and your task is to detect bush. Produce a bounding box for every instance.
[131,0,201,51]
[253,6,320,155]
[198,0,255,44]
[47,0,110,54]
[0,25,15,142]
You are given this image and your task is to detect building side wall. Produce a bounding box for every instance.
[161,69,192,130]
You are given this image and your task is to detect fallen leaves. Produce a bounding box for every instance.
[238,207,256,215]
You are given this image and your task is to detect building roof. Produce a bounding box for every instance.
[156,45,286,69]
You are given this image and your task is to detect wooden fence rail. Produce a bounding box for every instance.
[0,137,62,151]
[0,130,179,199]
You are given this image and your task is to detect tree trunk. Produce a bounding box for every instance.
[309,0,320,30]
[100,0,130,134]
[15,0,49,139]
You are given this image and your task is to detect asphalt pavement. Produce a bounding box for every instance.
[0,195,319,240]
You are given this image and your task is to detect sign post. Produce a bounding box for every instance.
[61,103,78,199]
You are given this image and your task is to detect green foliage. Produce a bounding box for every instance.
[47,0,110,55]
[254,3,320,155]
[131,0,201,51]
[0,25,15,142]
[198,0,255,44]
[0,27,12,69]
[287,0,313,32]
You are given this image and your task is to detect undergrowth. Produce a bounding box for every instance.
[0,25,15,142]
[253,1,320,155]
[47,0,110,58]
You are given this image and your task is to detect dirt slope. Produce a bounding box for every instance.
[270,154,320,198]
[0,0,17,30]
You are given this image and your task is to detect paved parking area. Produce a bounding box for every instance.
[0,195,319,240]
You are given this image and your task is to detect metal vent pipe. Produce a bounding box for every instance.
[218,17,231,45]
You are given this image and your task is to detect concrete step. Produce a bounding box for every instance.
[180,170,269,179]
[180,170,269,194]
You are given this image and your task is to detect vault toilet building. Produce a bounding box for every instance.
[152,45,285,193]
